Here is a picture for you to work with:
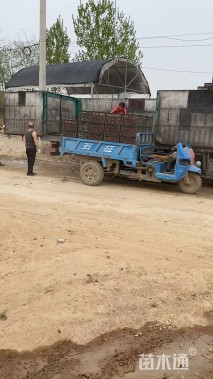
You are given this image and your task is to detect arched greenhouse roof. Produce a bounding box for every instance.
[5,57,151,96]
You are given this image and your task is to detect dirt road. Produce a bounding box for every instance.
[0,133,213,378]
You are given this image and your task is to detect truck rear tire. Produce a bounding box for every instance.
[178,172,202,194]
[80,161,104,186]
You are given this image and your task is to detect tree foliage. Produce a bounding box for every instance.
[0,34,39,88]
[46,16,70,64]
[0,14,70,88]
[72,0,142,65]
[10,38,39,73]
[0,51,9,88]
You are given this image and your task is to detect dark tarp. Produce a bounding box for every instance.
[5,57,151,95]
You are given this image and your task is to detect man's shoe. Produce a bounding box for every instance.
[27,172,36,176]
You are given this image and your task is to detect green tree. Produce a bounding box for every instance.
[0,34,39,87]
[72,0,142,65]
[46,16,70,64]
[0,50,9,88]
[10,37,39,73]
[0,34,8,87]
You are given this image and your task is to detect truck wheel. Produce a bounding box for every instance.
[80,161,104,186]
[178,172,202,194]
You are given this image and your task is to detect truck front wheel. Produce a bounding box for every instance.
[80,161,104,186]
[178,172,202,194]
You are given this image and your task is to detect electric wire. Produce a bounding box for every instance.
[142,66,213,74]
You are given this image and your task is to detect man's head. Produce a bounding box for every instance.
[118,102,126,110]
[28,122,34,129]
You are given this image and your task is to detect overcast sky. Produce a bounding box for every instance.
[1,0,213,96]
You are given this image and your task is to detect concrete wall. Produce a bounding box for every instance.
[144,99,156,112]
[46,96,76,134]
[80,97,156,114]
[81,98,120,112]
[4,91,156,136]
[4,91,76,136]
[4,92,43,135]
[155,90,213,149]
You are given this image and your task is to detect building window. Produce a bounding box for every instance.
[18,92,26,106]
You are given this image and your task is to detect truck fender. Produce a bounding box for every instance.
[188,165,201,174]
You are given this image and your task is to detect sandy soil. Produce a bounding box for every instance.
[0,132,212,378]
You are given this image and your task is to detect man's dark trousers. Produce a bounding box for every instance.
[26,148,36,174]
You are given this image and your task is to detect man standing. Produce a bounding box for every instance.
[111,102,127,114]
[24,122,39,176]
[0,125,5,166]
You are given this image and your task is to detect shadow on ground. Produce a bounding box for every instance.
[0,311,212,379]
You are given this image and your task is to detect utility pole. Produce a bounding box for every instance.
[113,0,117,56]
[39,0,46,90]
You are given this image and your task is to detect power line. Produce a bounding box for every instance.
[136,31,213,40]
[151,37,213,42]
[0,43,38,52]
[139,43,213,48]
[69,32,213,44]
[69,40,213,49]
[142,66,213,74]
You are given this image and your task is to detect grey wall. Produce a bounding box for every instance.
[80,97,156,115]
[144,99,156,112]
[4,92,43,135]
[4,92,76,136]
[155,90,213,149]
[80,98,120,112]
[4,91,155,136]
[46,97,76,134]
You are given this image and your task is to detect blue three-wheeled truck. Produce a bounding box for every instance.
[60,131,202,194]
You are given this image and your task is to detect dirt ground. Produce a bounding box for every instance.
[0,132,213,378]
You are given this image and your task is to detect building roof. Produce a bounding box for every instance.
[5,57,151,96]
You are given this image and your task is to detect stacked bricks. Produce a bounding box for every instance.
[45,141,60,157]
[105,114,122,142]
[136,115,154,129]
[63,112,154,144]
[78,111,105,140]
[63,120,78,138]
[120,114,154,144]
[77,111,90,139]
[120,114,139,144]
